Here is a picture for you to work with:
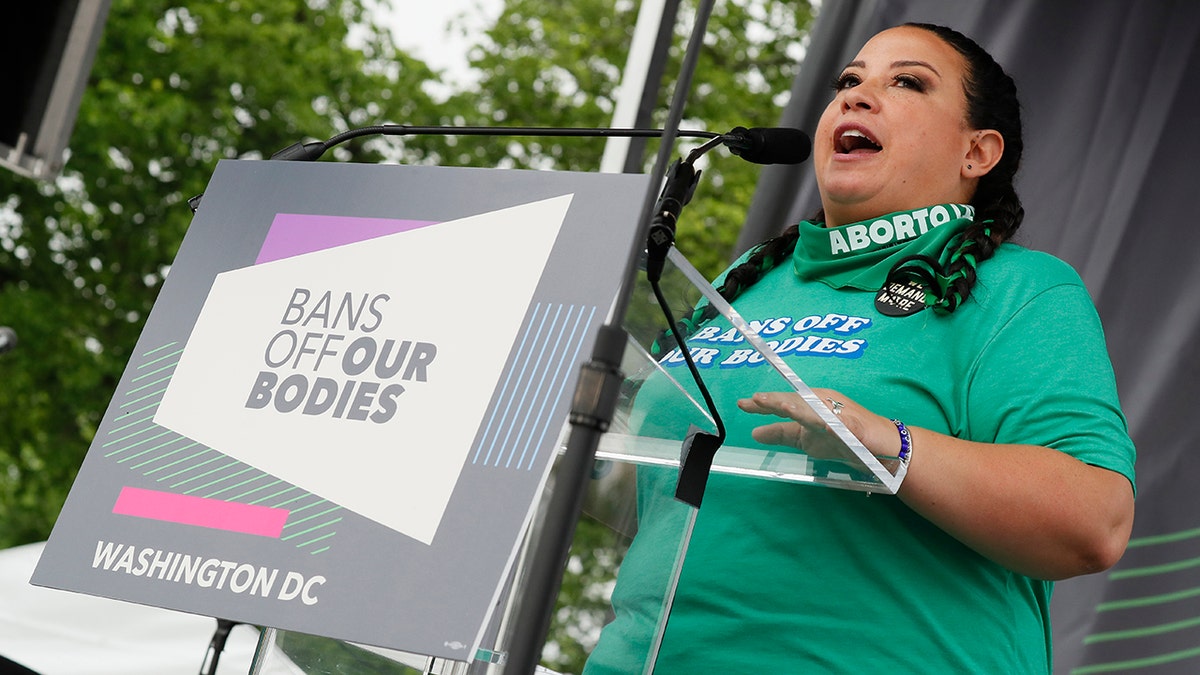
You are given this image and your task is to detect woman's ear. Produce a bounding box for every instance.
[964,129,1004,177]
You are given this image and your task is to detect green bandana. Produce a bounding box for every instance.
[792,204,975,291]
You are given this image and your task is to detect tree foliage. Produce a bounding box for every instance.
[0,0,441,548]
[0,0,814,672]
[437,0,816,274]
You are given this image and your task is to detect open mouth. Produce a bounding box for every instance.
[836,128,882,154]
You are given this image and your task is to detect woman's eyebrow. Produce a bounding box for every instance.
[892,59,941,77]
[840,59,942,78]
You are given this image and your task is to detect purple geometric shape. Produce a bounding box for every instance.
[257,213,439,264]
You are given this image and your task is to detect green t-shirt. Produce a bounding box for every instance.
[585,207,1136,674]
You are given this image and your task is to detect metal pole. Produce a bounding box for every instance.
[502,0,718,672]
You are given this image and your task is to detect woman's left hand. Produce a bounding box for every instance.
[736,388,898,461]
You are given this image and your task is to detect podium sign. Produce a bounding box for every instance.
[32,160,650,660]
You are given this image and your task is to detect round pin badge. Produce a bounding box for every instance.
[875,280,927,317]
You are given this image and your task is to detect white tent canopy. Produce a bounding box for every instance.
[0,541,298,674]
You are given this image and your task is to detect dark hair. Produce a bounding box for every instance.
[712,23,1024,315]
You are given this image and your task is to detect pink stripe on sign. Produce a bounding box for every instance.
[112,486,289,538]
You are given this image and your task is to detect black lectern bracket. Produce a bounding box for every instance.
[675,425,722,508]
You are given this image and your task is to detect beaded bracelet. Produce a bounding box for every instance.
[890,419,913,465]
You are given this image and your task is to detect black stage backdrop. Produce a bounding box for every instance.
[736,1,1200,672]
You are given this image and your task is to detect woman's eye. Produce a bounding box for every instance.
[831,73,860,90]
[831,72,925,92]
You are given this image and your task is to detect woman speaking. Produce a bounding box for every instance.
[585,23,1136,674]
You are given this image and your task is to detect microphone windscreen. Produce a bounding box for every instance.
[725,127,812,165]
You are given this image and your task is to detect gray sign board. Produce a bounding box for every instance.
[32,159,650,659]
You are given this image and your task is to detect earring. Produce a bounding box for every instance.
[967,164,973,170]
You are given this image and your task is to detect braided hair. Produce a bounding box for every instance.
[711,23,1025,318]
[892,23,1024,311]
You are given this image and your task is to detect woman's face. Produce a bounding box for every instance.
[813,26,980,228]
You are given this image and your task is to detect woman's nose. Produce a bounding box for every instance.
[841,85,877,112]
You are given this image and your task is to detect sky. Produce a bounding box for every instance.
[378,0,504,83]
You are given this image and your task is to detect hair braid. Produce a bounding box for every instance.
[896,23,1025,313]
[652,225,800,355]
[717,225,800,303]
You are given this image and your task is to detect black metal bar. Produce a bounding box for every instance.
[502,0,718,671]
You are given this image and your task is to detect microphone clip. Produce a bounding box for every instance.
[722,125,756,159]
[646,157,702,283]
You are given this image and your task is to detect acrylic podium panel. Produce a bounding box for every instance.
[603,247,909,494]
[550,247,915,675]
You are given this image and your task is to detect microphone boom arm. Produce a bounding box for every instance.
[270,125,723,162]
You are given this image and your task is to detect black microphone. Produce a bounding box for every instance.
[722,126,812,165]
[0,326,16,355]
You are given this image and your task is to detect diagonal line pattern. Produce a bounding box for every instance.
[1073,525,1200,673]
[100,342,342,553]
[471,303,597,471]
